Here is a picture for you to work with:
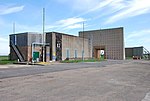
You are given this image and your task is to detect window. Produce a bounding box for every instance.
[66,49,70,58]
[75,50,77,58]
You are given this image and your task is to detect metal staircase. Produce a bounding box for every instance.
[143,47,150,60]
[10,40,24,62]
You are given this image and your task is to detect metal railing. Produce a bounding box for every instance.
[143,47,150,60]
[10,40,24,62]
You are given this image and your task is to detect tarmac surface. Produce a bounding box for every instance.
[0,60,150,101]
[0,60,129,79]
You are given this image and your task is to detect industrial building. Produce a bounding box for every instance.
[46,32,90,61]
[79,27,125,60]
[10,32,90,62]
[125,46,150,59]
[9,27,125,62]
[9,32,43,62]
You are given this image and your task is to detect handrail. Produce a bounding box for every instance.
[10,40,24,62]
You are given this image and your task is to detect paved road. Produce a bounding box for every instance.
[0,60,130,79]
[0,60,150,101]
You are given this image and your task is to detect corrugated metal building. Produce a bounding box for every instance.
[79,27,125,60]
[125,46,143,58]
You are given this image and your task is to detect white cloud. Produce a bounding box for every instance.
[55,0,150,24]
[88,0,126,20]
[56,17,86,27]
[46,17,86,32]
[65,24,82,29]
[127,29,150,39]
[105,0,150,24]
[31,17,86,34]
[5,17,86,34]
[0,5,24,15]
[60,0,150,24]
[88,0,110,12]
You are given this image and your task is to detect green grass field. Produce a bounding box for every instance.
[62,56,105,63]
[0,56,15,65]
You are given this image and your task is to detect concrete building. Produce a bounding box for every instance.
[9,27,125,62]
[79,27,125,60]
[10,32,90,62]
[46,32,90,61]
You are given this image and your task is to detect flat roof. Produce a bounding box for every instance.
[46,32,89,40]
[125,46,143,49]
[79,27,123,33]
[10,32,42,35]
[46,32,78,37]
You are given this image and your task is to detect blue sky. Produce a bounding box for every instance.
[0,0,150,55]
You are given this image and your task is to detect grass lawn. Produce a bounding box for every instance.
[0,56,15,65]
[126,57,133,59]
[62,57,106,63]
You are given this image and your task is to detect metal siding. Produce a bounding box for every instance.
[125,48,133,57]
[16,33,28,46]
[133,47,143,56]
[9,35,15,45]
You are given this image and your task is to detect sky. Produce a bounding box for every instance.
[0,0,150,55]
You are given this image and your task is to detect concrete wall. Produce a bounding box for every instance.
[52,33,56,61]
[46,32,91,61]
[79,27,125,60]
[62,34,90,60]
